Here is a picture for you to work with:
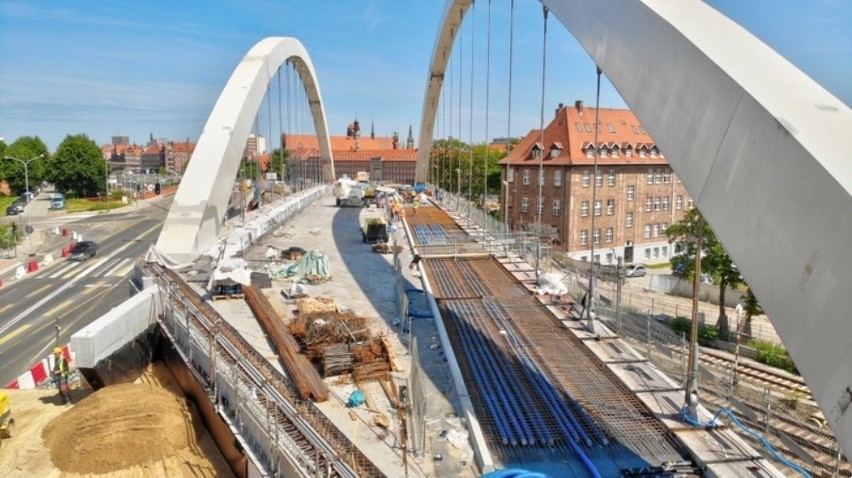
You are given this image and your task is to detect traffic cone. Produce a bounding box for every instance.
[27,260,39,272]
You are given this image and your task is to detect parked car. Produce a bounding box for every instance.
[625,263,647,277]
[5,201,24,216]
[19,191,34,203]
[68,241,98,261]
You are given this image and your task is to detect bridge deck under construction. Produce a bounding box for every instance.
[407,205,684,472]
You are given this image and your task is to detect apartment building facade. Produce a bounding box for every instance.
[499,101,692,265]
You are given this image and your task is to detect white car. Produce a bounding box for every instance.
[625,264,647,277]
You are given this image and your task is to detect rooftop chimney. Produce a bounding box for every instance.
[555,102,565,117]
[575,100,584,114]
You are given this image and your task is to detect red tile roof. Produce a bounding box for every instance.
[499,105,669,166]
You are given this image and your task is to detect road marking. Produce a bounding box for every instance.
[0,218,162,336]
[96,257,123,276]
[25,284,52,298]
[43,299,73,317]
[0,323,32,346]
[108,259,135,277]
[49,262,81,279]
[83,280,106,295]
[0,304,12,315]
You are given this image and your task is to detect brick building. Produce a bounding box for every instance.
[499,101,692,265]
[283,120,417,185]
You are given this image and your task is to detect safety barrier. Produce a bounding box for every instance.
[4,343,74,389]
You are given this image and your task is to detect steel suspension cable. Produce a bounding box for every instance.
[483,0,491,207]
[467,0,475,214]
[457,6,464,205]
[277,66,283,188]
[589,67,602,331]
[535,6,549,276]
[504,0,515,233]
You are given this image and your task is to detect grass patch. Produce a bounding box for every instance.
[63,198,125,213]
[747,339,798,374]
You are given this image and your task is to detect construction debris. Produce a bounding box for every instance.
[243,285,329,402]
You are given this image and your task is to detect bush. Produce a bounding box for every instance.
[670,317,691,335]
[698,325,719,346]
[749,340,798,374]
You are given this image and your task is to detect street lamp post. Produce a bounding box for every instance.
[3,153,45,256]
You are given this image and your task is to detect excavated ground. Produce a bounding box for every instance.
[0,362,234,478]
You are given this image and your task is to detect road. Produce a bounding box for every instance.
[0,195,172,386]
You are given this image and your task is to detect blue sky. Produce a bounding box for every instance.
[1,0,849,152]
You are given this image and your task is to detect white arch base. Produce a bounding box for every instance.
[418,0,852,454]
[156,37,335,263]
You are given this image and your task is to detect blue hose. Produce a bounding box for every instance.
[680,406,812,478]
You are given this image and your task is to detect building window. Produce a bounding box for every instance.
[611,147,618,158]
[687,197,694,209]
[644,225,651,238]
[582,170,590,187]
[594,200,602,216]
[608,170,616,186]
[662,196,669,211]
[653,196,661,211]
[626,185,635,201]
[580,230,588,245]
[584,124,592,133]
[507,168,514,183]
[522,170,530,185]
[605,227,613,243]
[581,200,589,217]
[626,211,633,228]
[662,245,668,257]
[625,147,633,157]
[537,197,544,215]
[575,123,583,132]
[646,169,654,184]
[521,197,529,213]
[599,146,608,158]
[532,148,542,159]
[606,199,615,215]
[593,228,601,244]
[607,124,616,133]
[655,168,662,184]
[645,249,651,260]
[645,196,652,212]
[538,169,544,185]
[595,170,603,187]
[653,247,660,258]
[675,195,683,210]
[653,224,660,237]
[651,147,659,157]
[552,199,561,216]
[553,171,562,187]
[663,169,671,183]
[585,147,594,158]
[639,148,647,158]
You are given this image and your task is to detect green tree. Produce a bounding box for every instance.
[0,136,50,195]
[0,223,21,251]
[268,148,288,179]
[742,287,763,339]
[666,208,743,340]
[49,134,105,198]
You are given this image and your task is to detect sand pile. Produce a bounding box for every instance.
[0,363,234,477]
[42,382,193,474]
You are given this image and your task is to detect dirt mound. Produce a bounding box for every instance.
[42,382,194,474]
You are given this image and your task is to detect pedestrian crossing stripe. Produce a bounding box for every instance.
[44,299,73,317]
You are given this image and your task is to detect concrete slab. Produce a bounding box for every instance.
[583,337,647,364]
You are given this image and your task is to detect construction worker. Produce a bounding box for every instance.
[52,347,72,405]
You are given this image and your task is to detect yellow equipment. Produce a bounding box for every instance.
[0,390,14,447]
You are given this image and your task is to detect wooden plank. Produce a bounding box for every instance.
[380,335,403,372]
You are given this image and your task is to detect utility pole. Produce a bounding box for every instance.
[3,153,45,256]
[685,214,704,418]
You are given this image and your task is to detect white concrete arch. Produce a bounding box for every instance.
[157,37,334,263]
[418,0,852,453]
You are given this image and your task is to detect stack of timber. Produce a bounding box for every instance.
[243,285,329,401]
[322,343,353,377]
